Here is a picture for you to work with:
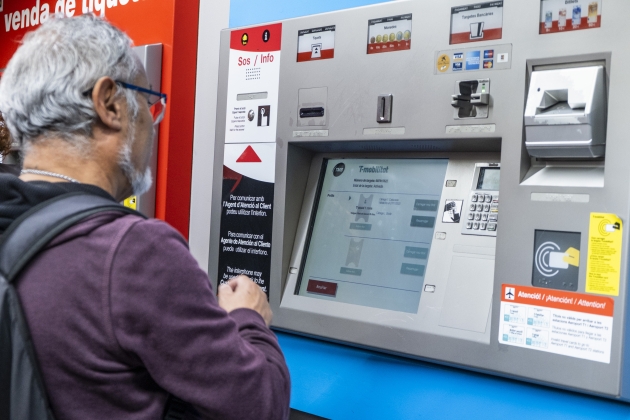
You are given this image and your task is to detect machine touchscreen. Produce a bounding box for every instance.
[297,158,448,313]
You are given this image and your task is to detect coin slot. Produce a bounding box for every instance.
[376,94,393,123]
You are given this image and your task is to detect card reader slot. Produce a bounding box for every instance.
[300,107,325,118]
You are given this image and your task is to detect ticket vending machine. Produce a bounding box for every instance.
[123,44,162,218]
[209,1,630,400]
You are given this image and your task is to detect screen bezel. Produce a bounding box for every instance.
[294,158,330,294]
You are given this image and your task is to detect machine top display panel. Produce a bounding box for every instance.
[296,158,448,313]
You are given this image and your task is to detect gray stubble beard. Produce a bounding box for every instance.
[118,121,154,197]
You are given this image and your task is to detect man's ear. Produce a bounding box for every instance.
[91,77,124,131]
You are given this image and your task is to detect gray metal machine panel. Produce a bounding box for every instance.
[132,44,162,218]
[210,1,630,400]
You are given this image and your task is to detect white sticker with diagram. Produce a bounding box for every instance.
[499,284,614,363]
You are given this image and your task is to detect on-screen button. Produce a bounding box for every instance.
[307,280,338,297]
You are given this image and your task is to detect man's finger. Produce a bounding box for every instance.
[218,282,234,296]
[229,275,252,290]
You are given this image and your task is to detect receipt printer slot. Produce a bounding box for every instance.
[524,65,607,159]
[300,107,325,118]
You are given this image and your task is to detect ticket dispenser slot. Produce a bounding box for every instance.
[298,87,327,127]
[524,66,607,159]
[300,107,325,118]
[451,79,490,119]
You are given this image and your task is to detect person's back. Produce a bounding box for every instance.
[0,15,290,419]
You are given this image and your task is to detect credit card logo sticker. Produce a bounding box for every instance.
[466,51,480,70]
[453,62,463,71]
[453,52,464,60]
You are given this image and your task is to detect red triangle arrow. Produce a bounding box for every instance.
[236,145,262,163]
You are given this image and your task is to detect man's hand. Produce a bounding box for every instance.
[218,275,272,327]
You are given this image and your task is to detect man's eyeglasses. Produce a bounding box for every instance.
[115,81,167,125]
[83,80,167,125]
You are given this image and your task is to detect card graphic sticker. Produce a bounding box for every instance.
[297,26,335,62]
[586,213,622,296]
[532,230,580,291]
[442,200,463,223]
[225,23,282,143]
[450,1,504,45]
[540,0,602,34]
[367,14,412,55]
[499,284,613,363]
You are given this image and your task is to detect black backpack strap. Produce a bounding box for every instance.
[0,192,146,282]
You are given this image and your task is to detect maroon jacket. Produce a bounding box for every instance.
[0,175,290,419]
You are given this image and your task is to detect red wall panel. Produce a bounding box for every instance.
[0,0,199,239]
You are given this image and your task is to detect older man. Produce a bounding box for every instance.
[0,15,290,420]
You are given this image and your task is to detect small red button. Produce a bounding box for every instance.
[306,280,338,297]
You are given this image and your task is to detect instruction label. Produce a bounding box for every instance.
[540,0,602,34]
[225,23,282,143]
[367,14,412,55]
[586,213,622,296]
[499,284,613,363]
[450,1,503,45]
[297,25,335,62]
[218,143,276,296]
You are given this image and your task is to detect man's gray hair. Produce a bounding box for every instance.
[0,14,140,151]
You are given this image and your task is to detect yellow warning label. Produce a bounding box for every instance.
[586,213,623,296]
[123,196,137,210]
[437,54,450,73]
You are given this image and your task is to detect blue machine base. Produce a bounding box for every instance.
[277,331,630,420]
